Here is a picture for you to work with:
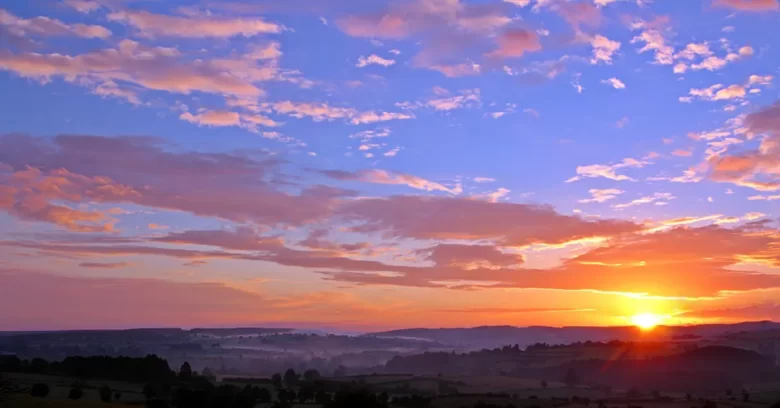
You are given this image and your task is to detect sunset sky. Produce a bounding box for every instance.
[0,0,779,332]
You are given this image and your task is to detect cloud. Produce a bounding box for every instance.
[107,10,282,38]
[685,83,746,102]
[601,77,626,89]
[672,148,693,157]
[707,102,780,191]
[383,147,401,157]
[356,54,396,68]
[426,88,481,111]
[0,40,300,101]
[0,134,345,229]
[338,195,641,247]
[336,0,520,76]
[266,101,413,125]
[566,157,650,182]
[578,189,624,204]
[474,177,496,183]
[680,304,780,321]
[590,35,621,64]
[631,28,674,64]
[320,169,462,194]
[503,0,532,6]
[714,0,779,11]
[322,222,780,297]
[62,0,102,13]
[79,262,132,269]
[612,192,675,209]
[486,29,542,59]
[0,8,111,39]
[747,194,780,201]
[420,243,524,270]
[179,110,281,131]
[180,110,241,127]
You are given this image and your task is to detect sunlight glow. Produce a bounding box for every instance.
[631,313,664,330]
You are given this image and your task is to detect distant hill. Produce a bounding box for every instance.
[368,321,780,350]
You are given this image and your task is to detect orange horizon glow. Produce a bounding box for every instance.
[631,313,666,330]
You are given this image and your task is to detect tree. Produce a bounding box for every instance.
[68,385,83,400]
[303,369,322,381]
[316,390,332,405]
[541,380,548,389]
[279,388,297,404]
[202,366,217,382]
[114,391,122,401]
[30,383,49,398]
[179,361,193,379]
[100,385,113,403]
[257,388,272,404]
[272,373,283,389]
[742,388,750,402]
[283,368,299,385]
[299,384,316,402]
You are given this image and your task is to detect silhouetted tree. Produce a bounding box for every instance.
[541,380,548,389]
[742,388,750,402]
[283,368,298,385]
[316,390,332,405]
[30,383,49,398]
[29,358,49,373]
[685,393,693,402]
[179,361,193,379]
[272,373,283,389]
[114,391,122,401]
[257,388,272,404]
[299,384,316,402]
[68,385,83,400]
[100,385,113,403]
[303,369,321,381]
[326,388,388,408]
[202,367,217,382]
[278,388,297,404]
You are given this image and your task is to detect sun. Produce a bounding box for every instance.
[631,313,663,330]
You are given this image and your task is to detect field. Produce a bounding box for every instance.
[2,372,146,407]
[3,372,780,408]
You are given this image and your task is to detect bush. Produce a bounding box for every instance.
[68,386,84,400]
[30,383,50,398]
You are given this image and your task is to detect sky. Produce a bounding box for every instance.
[0,0,779,332]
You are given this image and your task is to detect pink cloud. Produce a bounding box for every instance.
[321,169,462,194]
[486,29,542,58]
[337,195,640,246]
[107,10,282,38]
[714,0,779,11]
[0,8,111,39]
